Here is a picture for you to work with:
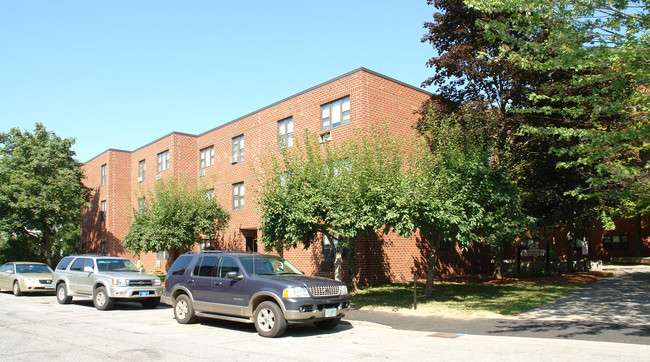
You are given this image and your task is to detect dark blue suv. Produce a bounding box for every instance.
[162,251,350,337]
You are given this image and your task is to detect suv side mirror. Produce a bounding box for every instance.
[226,271,242,280]
[83,266,94,273]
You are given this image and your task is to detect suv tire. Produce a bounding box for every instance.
[254,301,287,338]
[12,281,23,296]
[314,318,341,330]
[56,283,72,304]
[93,286,114,310]
[141,297,161,309]
[174,295,197,324]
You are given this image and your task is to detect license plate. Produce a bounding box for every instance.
[139,291,149,296]
[324,308,336,318]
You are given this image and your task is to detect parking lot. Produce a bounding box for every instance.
[1,292,649,361]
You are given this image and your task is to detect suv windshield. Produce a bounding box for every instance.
[239,255,304,276]
[16,264,53,274]
[96,259,138,272]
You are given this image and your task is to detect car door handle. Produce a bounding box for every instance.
[187,279,194,284]
[214,281,222,286]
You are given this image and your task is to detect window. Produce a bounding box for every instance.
[321,96,350,131]
[100,242,106,256]
[217,257,239,278]
[70,258,92,271]
[232,135,244,163]
[200,146,214,169]
[157,150,169,172]
[193,256,218,277]
[56,257,75,270]
[138,160,146,182]
[100,200,106,222]
[322,233,348,260]
[201,239,213,250]
[205,189,214,200]
[101,164,107,186]
[167,255,191,276]
[233,182,245,210]
[604,235,629,251]
[157,250,169,260]
[278,117,293,149]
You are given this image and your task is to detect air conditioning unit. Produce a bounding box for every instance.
[319,132,331,143]
[155,173,162,180]
[198,169,205,177]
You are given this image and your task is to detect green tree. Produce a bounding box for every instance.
[402,105,531,298]
[122,177,230,264]
[0,123,91,266]
[256,127,405,287]
[466,0,650,241]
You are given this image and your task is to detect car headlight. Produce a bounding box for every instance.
[111,279,127,286]
[152,278,161,286]
[23,277,39,286]
[339,285,348,295]
[282,286,310,298]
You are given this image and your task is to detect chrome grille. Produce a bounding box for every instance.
[308,285,340,297]
[128,280,153,286]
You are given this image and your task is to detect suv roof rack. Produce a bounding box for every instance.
[185,250,225,254]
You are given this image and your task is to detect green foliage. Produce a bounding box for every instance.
[465,0,650,224]
[257,127,406,251]
[122,178,230,254]
[0,123,91,266]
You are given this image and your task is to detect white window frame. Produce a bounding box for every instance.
[232,182,245,210]
[200,146,214,169]
[101,164,107,186]
[138,160,146,182]
[278,117,293,149]
[321,96,350,131]
[232,135,244,163]
[157,150,169,172]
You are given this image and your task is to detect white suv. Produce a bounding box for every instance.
[53,255,163,310]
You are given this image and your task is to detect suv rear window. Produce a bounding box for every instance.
[167,255,192,276]
[56,257,75,270]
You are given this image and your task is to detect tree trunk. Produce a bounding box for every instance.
[347,244,359,292]
[492,244,504,279]
[334,245,343,282]
[424,232,441,300]
[636,214,643,257]
[543,229,550,272]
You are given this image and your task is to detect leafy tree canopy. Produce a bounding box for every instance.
[0,123,91,266]
[122,177,229,256]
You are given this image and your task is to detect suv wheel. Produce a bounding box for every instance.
[174,294,197,324]
[314,318,341,330]
[93,286,114,310]
[141,297,161,309]
[12,281,23,296]
[56,283,72,304]
[254,301,287,338]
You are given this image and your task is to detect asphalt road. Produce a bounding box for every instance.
[0,266,648,361]
[348,265,650,345]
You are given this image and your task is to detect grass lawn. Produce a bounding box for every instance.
[350,272,607,318]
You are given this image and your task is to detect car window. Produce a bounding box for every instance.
[96,259,136,271]
[240,255,303,276]
[56,257,74,270]
[0,264,7,273]
[69,258,85,271]
[16,264,53,274]
[167,255,192,276]
[84,259,95,270]
[217,257,239,278]
[196,256,217,277]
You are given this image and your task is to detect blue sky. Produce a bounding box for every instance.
[1,1,435,162]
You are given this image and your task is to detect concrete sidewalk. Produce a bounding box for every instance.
[346,266,650,345]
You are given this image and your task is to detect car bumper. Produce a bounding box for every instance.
[108,287,163,298]
[283,296,351,323]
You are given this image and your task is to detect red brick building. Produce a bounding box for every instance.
[80,68,649,283]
